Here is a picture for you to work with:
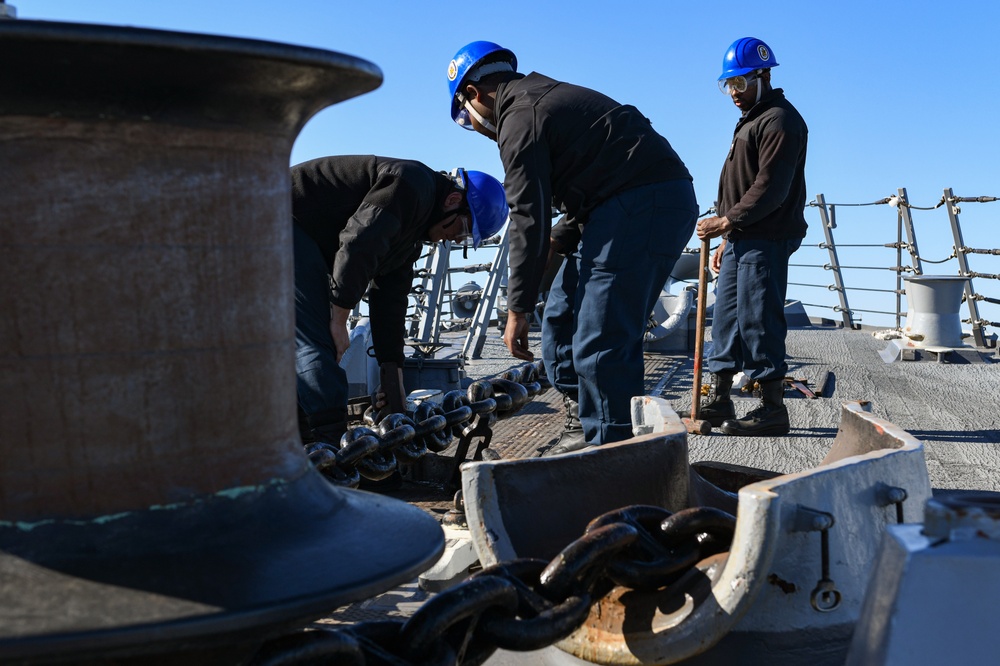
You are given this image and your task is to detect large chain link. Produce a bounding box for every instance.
[305,361,548,489]
[249,504,737,666]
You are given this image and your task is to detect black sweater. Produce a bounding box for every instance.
[493,72,691,312]
[718,88,808,241]
[291,155,451,364]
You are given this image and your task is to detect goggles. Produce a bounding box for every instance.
[454,92,476,131]
[450,210,473,259]
[455,106,476,131]
[455,213,472,242]
[450,166,468,192]
[718,73,758,95]
[453,92,497,133]
[446,168,474,243]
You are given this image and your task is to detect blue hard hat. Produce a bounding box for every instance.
[719,37,779,80]
[447,41,516,126]
[459,169,508,248]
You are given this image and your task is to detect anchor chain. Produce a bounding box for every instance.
[305,361,548,489]
[249,504,736,666]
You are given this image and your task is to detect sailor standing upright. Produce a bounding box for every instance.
[696,38,809,436]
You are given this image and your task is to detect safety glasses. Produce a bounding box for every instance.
[718,73,758,95]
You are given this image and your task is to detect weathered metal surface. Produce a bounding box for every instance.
[464,402,932,665]
[0,19,445,665]
[846,493,1000,665]
[462,427,692,568]
[0,17,380,519]
[318,322,999,653]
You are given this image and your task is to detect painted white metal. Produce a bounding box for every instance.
[414,241,451,345]
[645,291,694,344]
[463,424,691,568]
[418,524,480,592]
[630,395,685,436]
[691,403,931,662]
[463,228,509,360]
[902,275,970,348]
[644,250,707,352]
[339,317,378,397]
[846,496,1000,665]
[466,401,933,665]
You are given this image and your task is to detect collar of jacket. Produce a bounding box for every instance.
[493,72,531,129]
[739,87,785,120]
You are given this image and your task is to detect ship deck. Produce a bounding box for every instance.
[319,319,999,629]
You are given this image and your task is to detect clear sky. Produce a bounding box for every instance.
[13,0,999,328]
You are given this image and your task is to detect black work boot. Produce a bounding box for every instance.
[679,373,736,427]
[543,393,589,456]
[720,379,790,436]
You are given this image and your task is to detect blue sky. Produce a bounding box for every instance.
[15,0,999,328]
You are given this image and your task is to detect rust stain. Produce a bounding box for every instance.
[767,573,796,594]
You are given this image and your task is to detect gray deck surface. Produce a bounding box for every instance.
[319,321,998,631]
[464,322,1000,493]
[692,324,999,492]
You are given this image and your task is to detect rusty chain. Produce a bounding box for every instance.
[249,503,736,666]
[304,361,548,489]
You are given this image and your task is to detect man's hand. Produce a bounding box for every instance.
[697,215,733,241]
[373,364,406,421]
[711,238,727,273]
[503,310,534,361]
[329,304,352,363]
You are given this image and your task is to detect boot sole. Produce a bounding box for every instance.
[677,411,735,428]
[719,424,790,437]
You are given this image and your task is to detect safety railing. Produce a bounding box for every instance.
[794,188,998,344]
[354,188,998,357]
[406,235,503,344]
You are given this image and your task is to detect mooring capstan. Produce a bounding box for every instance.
[0,18,443,665]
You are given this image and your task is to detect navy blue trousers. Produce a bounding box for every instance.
[293,225,348,420]
[542,180,698,444]
[707,237,801,382]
